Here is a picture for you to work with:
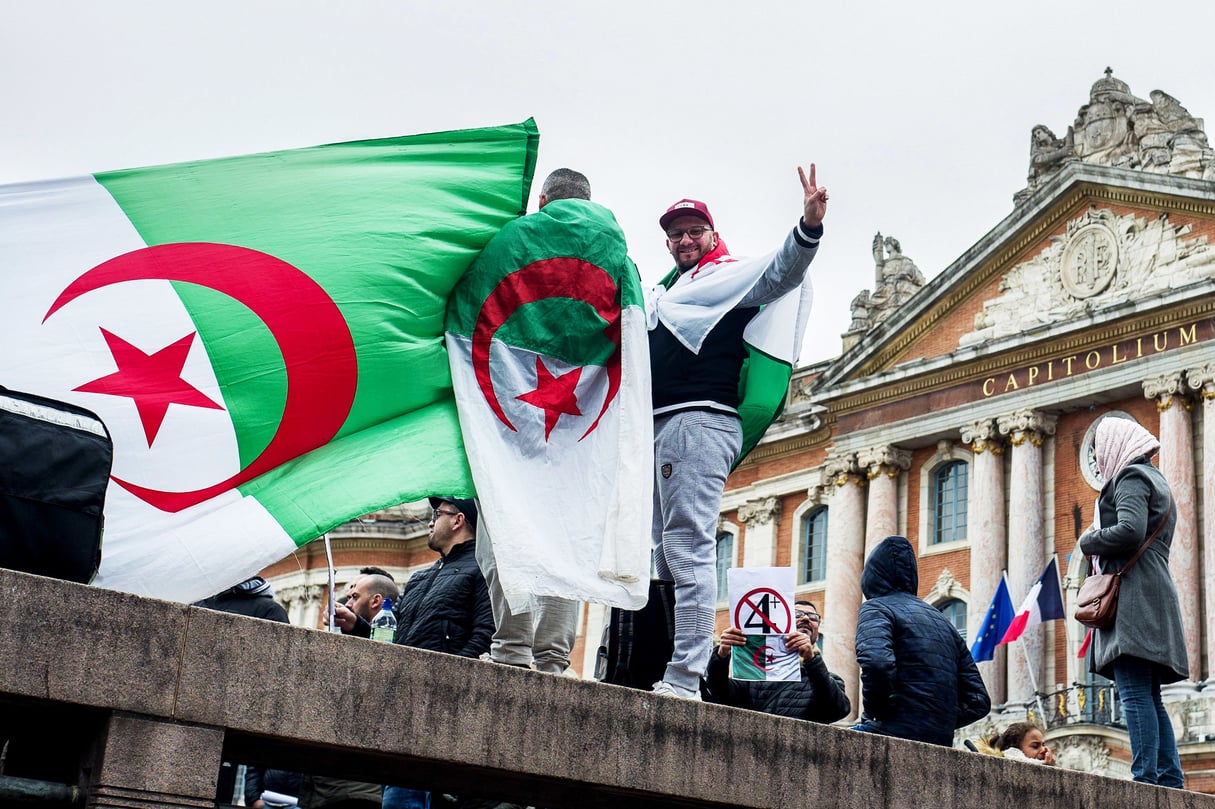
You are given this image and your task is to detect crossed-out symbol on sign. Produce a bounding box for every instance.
[733,587,792,636]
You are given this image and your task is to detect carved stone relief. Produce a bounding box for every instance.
[925,567,965,605]
[737,496,780,526]
[1014,69,1215,205]
[960,206,1215,346]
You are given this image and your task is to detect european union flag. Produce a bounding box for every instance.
[970,575,1015,662]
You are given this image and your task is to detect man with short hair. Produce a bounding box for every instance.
[340,573,400,633]
[648,165,828,699]
[470,167,620,675]
[537,167,591,206]
[334,496,492,809]
[705,600,850,721]
[336,497,492,655]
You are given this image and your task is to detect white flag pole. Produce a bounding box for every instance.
[324,533,339,633]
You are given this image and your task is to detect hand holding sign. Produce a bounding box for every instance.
[725,567,800,682]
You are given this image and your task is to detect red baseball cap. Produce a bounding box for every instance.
[659,198,715,232]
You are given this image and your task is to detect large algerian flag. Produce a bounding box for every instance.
[0,120,539,603]
[446,198,652,610]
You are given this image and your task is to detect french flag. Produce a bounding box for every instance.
[999,557,1065,645]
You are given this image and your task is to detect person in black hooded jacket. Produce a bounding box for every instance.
[195,576,288,622]
[852,535,990,746]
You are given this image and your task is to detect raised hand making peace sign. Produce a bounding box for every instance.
[799,163,829,229]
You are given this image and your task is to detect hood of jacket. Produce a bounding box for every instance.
[229,576,273,598]
[860,535,918,599]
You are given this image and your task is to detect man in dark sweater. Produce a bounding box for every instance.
[705,600,850,722]
[648,166,828,700]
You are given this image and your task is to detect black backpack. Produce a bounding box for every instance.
[0,386,112,583]
[595,579,677,689]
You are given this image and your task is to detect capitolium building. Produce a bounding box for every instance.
[706,69,1215,786]
[264,70,1215,788]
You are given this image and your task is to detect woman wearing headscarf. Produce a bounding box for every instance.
[1079,417,1187,787]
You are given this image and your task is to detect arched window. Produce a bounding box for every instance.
[938,598,967,641]
[800,507,828,584]
[931,460,968,545]
[715,530,735,598]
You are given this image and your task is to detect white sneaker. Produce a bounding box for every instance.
[651,680,702,701]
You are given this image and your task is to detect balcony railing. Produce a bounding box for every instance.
[1026,683,1124,731]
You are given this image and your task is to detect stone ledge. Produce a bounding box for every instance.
[0,567,1207,808]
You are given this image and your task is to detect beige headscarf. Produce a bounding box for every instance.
[1095,417,1160,482]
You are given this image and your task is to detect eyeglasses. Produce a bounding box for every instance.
[795,611,820,621]
[666,225,712,241]
[430,509,460,521]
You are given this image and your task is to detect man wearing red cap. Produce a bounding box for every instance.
[647,165,828,699]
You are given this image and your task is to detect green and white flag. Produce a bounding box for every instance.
[446,199,652,610]
[0,120,539,602]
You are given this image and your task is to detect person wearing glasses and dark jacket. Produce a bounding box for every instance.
[704,600,850,721]
[647,166,827,701]
[852,535,990,746]
[335,496,492,656]
[334,496,492,809]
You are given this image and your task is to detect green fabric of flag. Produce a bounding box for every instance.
[1,120,539,601]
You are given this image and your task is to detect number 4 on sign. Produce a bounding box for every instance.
[726,567,799,682]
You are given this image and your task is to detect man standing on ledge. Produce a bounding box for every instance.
[648,165,827,700]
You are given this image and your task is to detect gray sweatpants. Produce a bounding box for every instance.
[475,517,578,675]
[651,410,742,694]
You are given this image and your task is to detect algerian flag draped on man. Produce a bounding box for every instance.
[0,120,538,603]
[445,199,652,610]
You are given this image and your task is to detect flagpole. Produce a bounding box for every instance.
[323,532,339,633]
[1018,639,1049,723]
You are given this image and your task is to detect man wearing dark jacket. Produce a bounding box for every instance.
[334,496,492,809]
[705,600,850,722]
[335,498,493,656]
[853,536,990,746]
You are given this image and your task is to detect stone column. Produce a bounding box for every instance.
[960,419,1007,705]
[1187,363,1215,681]
[1145,372,1201,682]
[738,496,781,568]
[820,452,866,719]
[279,583,325,629]
[857,445,912,560]
[85,712,224,808]
[997,409,1056,705]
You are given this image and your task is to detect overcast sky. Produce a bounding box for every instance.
[4,1,1214,364]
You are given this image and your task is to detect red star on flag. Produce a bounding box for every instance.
[516,356,583,440]
[75,328,225,446]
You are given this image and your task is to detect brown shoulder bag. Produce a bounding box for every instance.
[1074,491,1173,630]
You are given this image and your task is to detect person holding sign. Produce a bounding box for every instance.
[705,600,850,722]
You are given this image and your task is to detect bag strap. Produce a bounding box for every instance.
[1111,488,1175,580]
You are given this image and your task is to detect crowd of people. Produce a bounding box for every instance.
[196,167,1189,802]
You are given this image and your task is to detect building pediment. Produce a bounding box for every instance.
[810,163,1215,400]
[960,203,1215,345]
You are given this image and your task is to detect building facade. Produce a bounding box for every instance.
[702,70,1215,786]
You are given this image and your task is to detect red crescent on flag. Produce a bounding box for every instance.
[44,242,358,512]
[471,257,620,440]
